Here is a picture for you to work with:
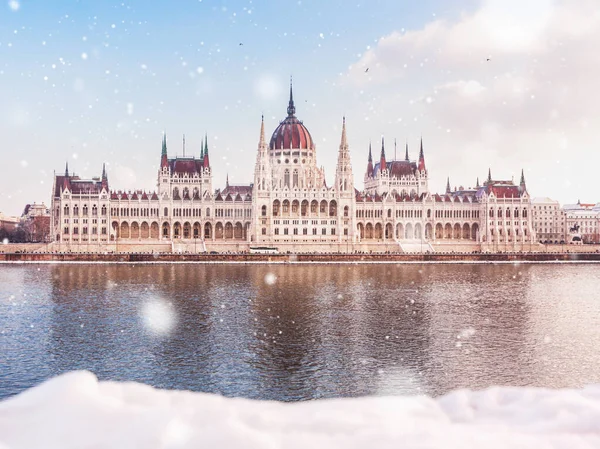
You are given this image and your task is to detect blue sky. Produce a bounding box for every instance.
[1,0,598,215]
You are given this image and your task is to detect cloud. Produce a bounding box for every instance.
[343,0,600,202]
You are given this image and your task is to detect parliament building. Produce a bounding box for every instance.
[51,84,537,253]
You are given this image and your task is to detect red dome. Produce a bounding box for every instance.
[269,117,314,150]
[269,83,314,150]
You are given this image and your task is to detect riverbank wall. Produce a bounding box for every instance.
[1,252,600,263]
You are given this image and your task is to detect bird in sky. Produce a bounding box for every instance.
[239,42,243,46]
[365,68,369,73]
[486,58,491,61]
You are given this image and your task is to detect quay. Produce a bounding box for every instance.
[1,251,600,263]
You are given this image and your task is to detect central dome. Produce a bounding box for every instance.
[269,83,314,150]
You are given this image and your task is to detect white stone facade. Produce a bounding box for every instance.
[50,88,539,253]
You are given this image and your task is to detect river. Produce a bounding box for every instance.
[1,263,599,401]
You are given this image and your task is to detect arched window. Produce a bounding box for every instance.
[83,205,89,216]
[164,207,169,216]
[261,205,267,216]
[427,209,431,218]
[64,205,69,215]
[489,209,494,218]
[523,208,528,218]
[206,208,210,217]
[498,208,502,218]
[514,208,519,218]
[293,170,299,188]
[173,187,180,199]
[284,170,290,188]
[73,205,79,215]
[92,205,97,216]
[344,206,349,217]
[101,205,107,216]
[387,209,392,218]
[183,187,190,199]
[506,208,511,218]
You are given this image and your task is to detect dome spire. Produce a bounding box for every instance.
[287,76,296,117]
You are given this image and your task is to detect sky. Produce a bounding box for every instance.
[0,0,598,216]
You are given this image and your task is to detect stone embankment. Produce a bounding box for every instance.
[1,252,600,263]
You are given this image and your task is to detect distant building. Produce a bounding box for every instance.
[21,202,51,242]
[563,201,600,244]
[0,212,19,233]
[532,198,565,243]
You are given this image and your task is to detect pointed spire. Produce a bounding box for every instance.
[418,137,426,172]
[380,136,387,171]
[259,114,266,148]
[367,142,374,177]
[394,138,397,161]
[287,76,296,117]
[101,163,108,189]
[203,133,210,168]
[487,168,492,183]
[160,132,169,168]
[476,177,480,188]
[226,173,229,188]
[182,134,186,157]
[520,169,525,185]
[64,161,69,177]
[405,142,409,161]
[339,116,348,148]
[446,177,451,194]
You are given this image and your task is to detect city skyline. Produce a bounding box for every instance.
[1,0,599,215]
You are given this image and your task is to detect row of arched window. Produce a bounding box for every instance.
[268,200,347,217]
[489,208,528,218]
[63,205,107,216]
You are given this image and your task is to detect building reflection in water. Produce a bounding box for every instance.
[14,263,597,401]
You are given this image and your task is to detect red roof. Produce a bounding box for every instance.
[270,117,314,150]
[54,175,104,197]
[221,185,253,197]
[170,158,204,175]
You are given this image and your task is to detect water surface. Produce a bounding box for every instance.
[1,263,599,401]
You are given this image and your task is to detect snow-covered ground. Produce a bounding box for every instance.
[1,371,600,449]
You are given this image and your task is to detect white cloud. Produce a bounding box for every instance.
[344,0,600,202]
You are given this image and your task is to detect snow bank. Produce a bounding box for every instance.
[1,372,600,449]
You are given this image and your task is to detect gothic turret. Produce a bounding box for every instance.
[160,133,168,168]
[62,162,71,191]
[367,142,373,177]
[519,169,527,193]
[335,117,353,193]
[380,137,387,172]
[405,142,409,161]
[203,134,210,169]
[101,163,108,190]
[418,137,426,172]
[446,177,451,194]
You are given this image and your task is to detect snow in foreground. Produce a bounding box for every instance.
[1,372,600,449]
